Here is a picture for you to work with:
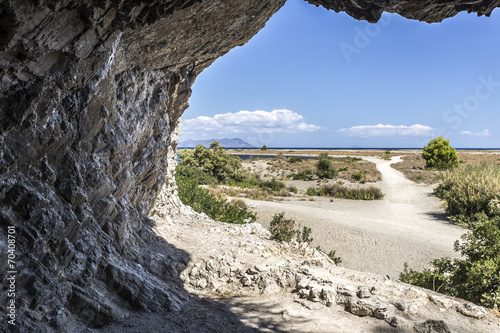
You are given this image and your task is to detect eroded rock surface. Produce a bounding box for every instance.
[143,200,500,333]
[1,0,499,331]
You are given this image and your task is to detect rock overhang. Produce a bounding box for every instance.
[1,0,499,331]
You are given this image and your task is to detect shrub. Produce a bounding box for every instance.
[175,164,217,185]
[289,157,303,163]
[339,166,349,172]
[269,212,296,242]
[296,226,313,243]
[176,176,257,224]
[263,178,286,192]
[402,162,500,309]
[269,213,317,245]
[316,246,342,265]
[261,145,268,151]
[288,185,298,194]
[351,173,363,181]
[307,184,384,200]
[400,213,500,309]
[436,163,500,226]
[230,198,248,209]
[422,137,459,170]
[316,153,338,179]
[290,169,313,180]
[178,141,242,183]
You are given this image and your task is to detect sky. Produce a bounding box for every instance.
[180,0,500,148]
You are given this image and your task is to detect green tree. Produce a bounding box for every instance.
[261,145,268,151]
[315,153,338,179]
[179,141,243,183]
[422,137,459,170]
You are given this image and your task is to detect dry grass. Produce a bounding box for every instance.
[392,151,500,184]
[440,162,500,218]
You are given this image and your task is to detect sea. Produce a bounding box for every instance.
[177,147,500,161]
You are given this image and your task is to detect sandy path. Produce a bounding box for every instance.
[245,156,465,277]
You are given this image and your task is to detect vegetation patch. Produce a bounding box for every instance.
[306,184,384,200]
[289,169,313,180]
[434,163,500,227]
[288,157,303,163]
[400,162,500,309]
[177,176,257,224]
[315,153,339,179]
[269,213,342,265]
[178,141,244,183]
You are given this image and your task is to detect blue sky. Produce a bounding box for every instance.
[180,0,500,148]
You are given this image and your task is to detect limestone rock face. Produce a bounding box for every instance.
[0,0,498,332]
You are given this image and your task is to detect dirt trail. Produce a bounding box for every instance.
[246,156,465,276]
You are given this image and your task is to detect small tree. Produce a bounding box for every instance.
[261,145,268,151]
[178,141,242,182]
[422,137,459,170]
[316,153,338,179]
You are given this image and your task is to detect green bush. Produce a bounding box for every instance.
[402,163,500,309]
[316,153,338,179]
[263,178,286,192]
[269,213,316,245]
[296,226,313,243]
[307,184,384,200]
[316,246,342,265]
[288,157,303,163]
[261,145,268,151]
[351,173,363,181]
[400,213,500,309]
[175,164,217,185]
[422,137,459,170]
[339,166,349,172]
[176,176,257,224]
[435,163,500,226]
[178,141,242,183]
[290,169,313,180]
[269,212,296,242]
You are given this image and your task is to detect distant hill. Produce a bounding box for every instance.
[178,138,255,148]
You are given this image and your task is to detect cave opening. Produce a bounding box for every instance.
[181,0,500,149]
[2,0,500,331]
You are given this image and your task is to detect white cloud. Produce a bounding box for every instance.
[460,129,491,137]
[338,124,435,137]
[181,109,322,135]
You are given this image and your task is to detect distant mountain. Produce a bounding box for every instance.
[178,138,255,148]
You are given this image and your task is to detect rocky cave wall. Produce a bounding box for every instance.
[0,0,498,331]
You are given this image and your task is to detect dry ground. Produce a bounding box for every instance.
[240,156,464,277]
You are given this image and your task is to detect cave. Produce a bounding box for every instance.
[0,0,499,332]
